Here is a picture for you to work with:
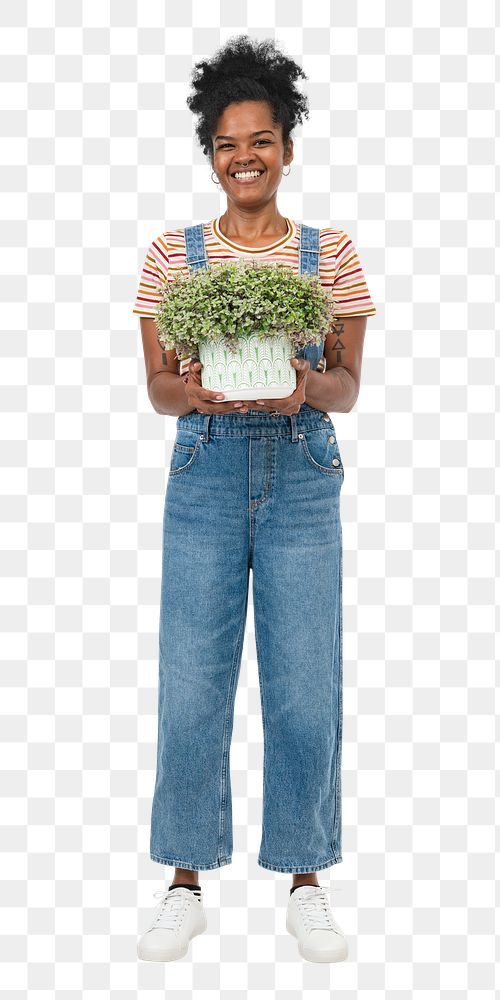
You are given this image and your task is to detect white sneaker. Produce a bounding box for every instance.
[137,886,208,962]
[286,884,348,963]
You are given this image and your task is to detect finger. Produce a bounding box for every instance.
[291,358,310,372]
[189,362,226,402]
[253,359,306,405]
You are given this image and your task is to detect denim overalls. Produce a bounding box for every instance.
[150,222,345,874]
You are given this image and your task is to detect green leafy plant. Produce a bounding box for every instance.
[155,258,337,360]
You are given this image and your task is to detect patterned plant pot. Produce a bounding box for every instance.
[198,333,297,401]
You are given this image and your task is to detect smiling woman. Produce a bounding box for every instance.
[183,35,310,251]
[134,32,376,964]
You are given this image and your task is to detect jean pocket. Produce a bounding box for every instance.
[169,429,202,476]
[299,427,344,477]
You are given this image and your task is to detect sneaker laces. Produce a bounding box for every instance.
[293,886,340,933]
[150,888,192,931]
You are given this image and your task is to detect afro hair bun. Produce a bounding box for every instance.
[186,33,310,161]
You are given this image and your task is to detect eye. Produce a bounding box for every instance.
[216,139,271,150]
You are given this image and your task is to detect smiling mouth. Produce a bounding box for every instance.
[230,170,266,184]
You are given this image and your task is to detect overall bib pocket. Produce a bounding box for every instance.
[169,429,203,477]
[299,426,344,477]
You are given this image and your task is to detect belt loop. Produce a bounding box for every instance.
[202,413,211,441]
[290,412,298,442]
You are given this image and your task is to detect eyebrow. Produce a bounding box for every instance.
[214,130,275,141]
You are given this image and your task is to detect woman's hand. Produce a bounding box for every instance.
[183,356,310,416]
[252,357,310,415]
[183,360,251,414]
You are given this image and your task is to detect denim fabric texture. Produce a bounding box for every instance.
[150,223,344,873]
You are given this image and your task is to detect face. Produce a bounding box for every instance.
[211,100,293,206]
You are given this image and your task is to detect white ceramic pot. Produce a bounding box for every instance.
[198,332,297,401]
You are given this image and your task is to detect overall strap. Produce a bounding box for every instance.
[296,223,326,375]
[177,224,209,374]
[184,223,209,272]
[299,223,320,276]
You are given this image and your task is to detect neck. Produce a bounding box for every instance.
[218,203,288,242]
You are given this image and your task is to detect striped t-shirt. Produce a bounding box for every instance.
[132,217,377,377]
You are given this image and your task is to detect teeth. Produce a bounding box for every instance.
[233,170,263,179]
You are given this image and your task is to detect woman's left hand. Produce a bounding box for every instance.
[250,357,311,415]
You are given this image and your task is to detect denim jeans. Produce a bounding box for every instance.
[150,402,345,874]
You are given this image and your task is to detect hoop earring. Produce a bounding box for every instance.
[211,170,221,187]
[282,165,291,176]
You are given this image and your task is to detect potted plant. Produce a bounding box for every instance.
[155,258,336,401]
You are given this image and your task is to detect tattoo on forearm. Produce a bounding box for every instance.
[161,352,168,367]
[328,317,345,364]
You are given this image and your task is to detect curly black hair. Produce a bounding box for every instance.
[186,33,310,163]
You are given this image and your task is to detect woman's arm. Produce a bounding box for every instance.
[139,317,194,416]
[305,315,368,413]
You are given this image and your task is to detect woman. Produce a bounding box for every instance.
[133,35,376,964]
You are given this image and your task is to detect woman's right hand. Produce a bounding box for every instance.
[183,360,250,414]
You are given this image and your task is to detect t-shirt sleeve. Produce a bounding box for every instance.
[132,234,170,318]
[330,230,377,317]
[132,233,193,376]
